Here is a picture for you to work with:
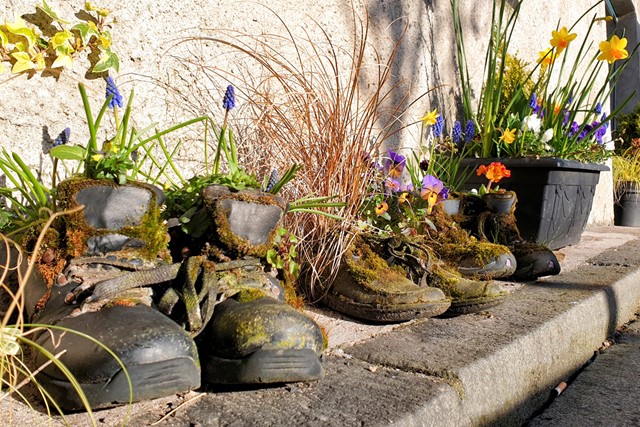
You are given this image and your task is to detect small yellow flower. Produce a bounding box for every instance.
[420,109,439,126]
[500,128,516,145]
[91,153,104,162]
[398,192,409,204]
[598,35,629,64]
[550,27,577,53]
[538,48,557,69]
[375,201,389,216]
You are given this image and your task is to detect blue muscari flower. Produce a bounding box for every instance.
[578,123,593,141]
[464,119,475,142]
[452,121,462,144]
[105,76,124,109]
[593,122,607,144]
[432,115,444,138]
[568,121,580,137]
[53,127,71,147]
[265,169,279,191]
[567,93,574,104]
[594,102,603,114]
[222,85,236,111]
[529,93,537,109]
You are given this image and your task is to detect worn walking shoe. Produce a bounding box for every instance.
[322,235,451,323]
[473,192,561,280]
[424,204,516,280]
[381,235,508,316]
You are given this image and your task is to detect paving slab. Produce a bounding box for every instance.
[530,312,640,427]
[2,226,640,426]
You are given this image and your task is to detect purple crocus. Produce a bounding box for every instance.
[105,76,123,109]
[385,149,406,179]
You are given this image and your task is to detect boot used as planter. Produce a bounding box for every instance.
[423,204,516,280]
[458,192,561,281]
[194,184,326,383]
[322,235,451,323]
[380,235,508,316]
[28,177,201,410]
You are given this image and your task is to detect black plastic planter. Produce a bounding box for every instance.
[614,182,640,227]
[460,158,608,250]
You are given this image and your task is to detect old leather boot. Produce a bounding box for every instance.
[27,178,201,410]
[322,235,451,322]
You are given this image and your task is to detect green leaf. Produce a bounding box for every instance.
[92,49,119,73]
[72,22,97,46]
[38,0,72,24]
[0,29,9,47]
[50,145,86,161]
[5,18,36,49]
[266,249,277,266]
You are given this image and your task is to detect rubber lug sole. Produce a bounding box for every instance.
[202,348,322,384]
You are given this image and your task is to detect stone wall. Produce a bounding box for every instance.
[0,0,635,225]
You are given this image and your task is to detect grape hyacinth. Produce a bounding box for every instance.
[432,115,444,138]
[452,121,462,145]
[265,169,279,192]
[53,127,71,147]
[222,85,236,111]
[594,102,603,114]
[105,76,123,109]
[464,119,475,143]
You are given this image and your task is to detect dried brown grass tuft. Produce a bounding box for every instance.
[171,5,431,300]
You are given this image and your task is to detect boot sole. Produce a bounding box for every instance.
[36,356,200,411]
[324,293,451,323]
[202,348,322,384]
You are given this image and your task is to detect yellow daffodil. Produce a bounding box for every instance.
[598,35,629,64]
[537,48,557,69]
[420,109,439,126]
[550,27,577,53]
[500,128,516,145]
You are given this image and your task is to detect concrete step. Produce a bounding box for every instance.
[3,226,640,426]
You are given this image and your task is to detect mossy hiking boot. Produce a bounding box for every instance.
[381,235,508,316]
[323,235,451,323]
[191,185,325,383]
[26,178,201,410]
[424,204,516,280]
[473,193,561,281]
[198,296,324,384]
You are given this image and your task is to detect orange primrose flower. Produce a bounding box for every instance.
[598,35,629,64]
[476,162,512,185]
[375,201,389,216]
[550,27,577,53]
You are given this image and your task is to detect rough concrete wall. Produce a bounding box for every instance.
[0,0,621,225]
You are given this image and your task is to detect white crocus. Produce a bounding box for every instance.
[521,114,542,134]
[541,128,554,143]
